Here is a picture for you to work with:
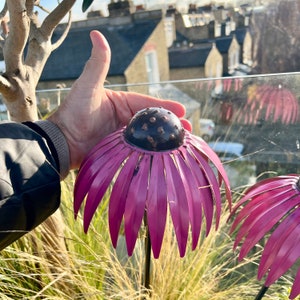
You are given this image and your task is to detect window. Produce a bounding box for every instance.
[229,49,239,73]
[145,50,160,91]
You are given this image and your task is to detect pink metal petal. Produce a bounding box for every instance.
[265,88,276,122]
[273,89,282,122]
[82,129,122,162]
[235,78,243,91]
[231,186,294,241]
[258,197,300,279]
[175,149,203,250]
[230,185,291,233]
[183,148,213,236]
[290,266,300,299]
[74,141,125,216]
[237,189,298,260]
[147,154,168,259]
[188,135,232,206]
[291,90,300,123]
[83,147,131,232]
[109,151,139,248]
[77,130,121,182]
[200,140,231,195]
[223,78,231,92]
[230,174,300,299]
[163,153,189,257]
[264,210,300,286]
[258,85,270,106]
[278,88,297,124]
[188,145,222,229]
[284,91,292,124]
[230,175,297,217]
[124,154,151,256]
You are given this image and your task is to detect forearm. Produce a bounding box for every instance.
[0,121,70,250]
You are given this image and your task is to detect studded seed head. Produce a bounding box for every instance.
[124,107,185,151]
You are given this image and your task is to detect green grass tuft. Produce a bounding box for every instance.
[0,173,294,299]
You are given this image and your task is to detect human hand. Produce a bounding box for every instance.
[49,30,191,170]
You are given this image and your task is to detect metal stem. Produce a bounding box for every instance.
[255,285,269,300]
[144,226,151,290]
[142,214,152,299]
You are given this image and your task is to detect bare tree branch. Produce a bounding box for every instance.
[24,0,74,84]
[4,0,29,74]
[0,1,8,19]
[52,10,72,51]
[35,1,51,15]
[25,0,35,18]
[0,2,8,44]
[0,74,13,90]
[40,0,75,38]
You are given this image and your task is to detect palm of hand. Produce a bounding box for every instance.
[49,30,187,170]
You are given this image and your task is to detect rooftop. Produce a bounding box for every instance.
[41,19,160,80]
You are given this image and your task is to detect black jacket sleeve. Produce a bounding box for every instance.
[0,121,70,250]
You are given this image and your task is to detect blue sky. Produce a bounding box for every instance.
[0,1,127,21]
[43,0,113,19]
[0,1,227,22]
[37,0,214,21]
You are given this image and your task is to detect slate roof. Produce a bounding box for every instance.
[174,30,188,44]
[168,44,212,68]
[41,19,159,81]
[168,28,245,70]
[232,27,247,45]
[215,36,233,53]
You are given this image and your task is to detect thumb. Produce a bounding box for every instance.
[77,30,111,87]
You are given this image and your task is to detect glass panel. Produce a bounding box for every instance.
[37,72,300,187]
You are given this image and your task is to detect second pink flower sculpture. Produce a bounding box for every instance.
[230,174,300,299]
[74,107,231,259]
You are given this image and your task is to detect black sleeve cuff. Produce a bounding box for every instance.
[23,120,70,180]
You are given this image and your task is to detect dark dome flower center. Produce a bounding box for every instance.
[124,107,185,151]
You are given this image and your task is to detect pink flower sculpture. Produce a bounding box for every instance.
[74,107,231,259]
[238,84,299,125]
[194,77,243,93]
[230,174,300,299]
[222,78,243,92]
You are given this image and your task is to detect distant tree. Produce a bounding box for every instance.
[251,0,300,74]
